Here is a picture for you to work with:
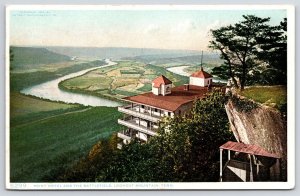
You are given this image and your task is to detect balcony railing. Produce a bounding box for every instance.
[118,119,157,136]
[135,132,148,142]
[117,132,132,141]
[118,105,161,123]
[117,143,123,149]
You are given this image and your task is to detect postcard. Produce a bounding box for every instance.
[6,5,295,190]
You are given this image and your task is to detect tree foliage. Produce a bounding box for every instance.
[57,90,233,182]
[255,17,287,85]
[53,134,119,182]
[154,90,234,181]
[209,15,287,90]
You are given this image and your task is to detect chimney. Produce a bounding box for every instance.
[184,84,190,91]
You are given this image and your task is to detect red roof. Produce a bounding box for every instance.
[191,67,212,78]
[152,75,172,88]
[220,141,280,159]
[123,84,210,111]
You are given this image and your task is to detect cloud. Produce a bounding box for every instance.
[204,19,232,35]
[170,19,197,35]
[143,24,161,34]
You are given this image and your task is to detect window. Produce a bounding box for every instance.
[155,108,158,112]
[141,105,144,109]
[166,86,171,92]
[168,112,171,116]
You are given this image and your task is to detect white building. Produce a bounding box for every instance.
[116,68,223,149]
[189,67,213,87]
[152,75,172,96]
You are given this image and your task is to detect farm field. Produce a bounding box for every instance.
[60,60,189,100]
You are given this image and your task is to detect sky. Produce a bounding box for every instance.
[9,7,287,51]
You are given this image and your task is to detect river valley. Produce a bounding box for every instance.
[21,59,122,107]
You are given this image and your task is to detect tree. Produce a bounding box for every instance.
[255,18,287,84]
[151,90,234,181]
[96,141,172,182]
[209,15,287,90]
[50,135,119,182]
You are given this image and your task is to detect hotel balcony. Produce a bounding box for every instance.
[117,143,123,149]
[117,132,132,141]
[118,104,164,123]
[118,117,158,137]
[117,130,133,149]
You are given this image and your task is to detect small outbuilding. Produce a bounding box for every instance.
[219,141,281,182]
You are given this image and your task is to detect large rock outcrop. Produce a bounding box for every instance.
[225,94,287,180]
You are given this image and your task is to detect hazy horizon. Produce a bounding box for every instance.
[9,7,286,51]
[10,45,201,52]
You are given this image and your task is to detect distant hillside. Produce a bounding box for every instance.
[124,53,223,65]
[46,46,200,60]
[169,54,223,65]
[10,46,70,69]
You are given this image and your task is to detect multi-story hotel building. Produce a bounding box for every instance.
[117,67,220,149]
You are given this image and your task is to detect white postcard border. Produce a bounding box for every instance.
[5,4,295,190]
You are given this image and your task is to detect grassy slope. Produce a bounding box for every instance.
[10,46,105,91]
[240,86,287,109]
[10,106,122,182]
[10,60,105,92]
[10,81,122,182]
[10,46,70,70]
[123,54,222,65]
[10,92,83,127]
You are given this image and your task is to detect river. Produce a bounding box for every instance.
[166,66,191,77]
[21,59,122,107]
[167,65,227,83]
[21,61,227,107]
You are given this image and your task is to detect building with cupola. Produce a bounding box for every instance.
[116,67,223,149]
[115,65,284,182]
